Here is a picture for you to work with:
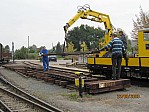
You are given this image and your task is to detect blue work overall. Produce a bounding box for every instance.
[40,49,49,71]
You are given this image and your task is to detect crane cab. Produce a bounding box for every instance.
[136,28,149,57]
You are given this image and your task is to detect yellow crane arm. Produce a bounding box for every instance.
[64,10,84,32]
[63,7,113,45]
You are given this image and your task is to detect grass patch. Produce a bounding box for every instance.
[62,92,93,101]
[84,93,92,98]
[62,93,79,101]
[69,93,79,101]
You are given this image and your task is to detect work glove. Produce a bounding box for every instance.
[38,53,42,56]
[41,54,46,56]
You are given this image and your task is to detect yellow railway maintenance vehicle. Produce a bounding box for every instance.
[64,5,149,79]
[87,28,149,79]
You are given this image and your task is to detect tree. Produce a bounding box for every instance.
[29,44,37,53]
[81,41,88,52]
[49,46,56,53]
[67,42,76,52]
[15,46,28,59]
[55,42,62,53]
[66,24,104,51]
[37,46,44,53]
[3,45,10,53]
[131,7,149,39]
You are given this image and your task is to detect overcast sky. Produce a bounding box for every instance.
[0,0,148,50]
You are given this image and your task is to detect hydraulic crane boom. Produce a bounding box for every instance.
[64,5,113,46]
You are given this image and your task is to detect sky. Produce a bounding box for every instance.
[0,0,148,50]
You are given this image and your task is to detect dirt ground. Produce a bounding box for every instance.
[0,63,149,112]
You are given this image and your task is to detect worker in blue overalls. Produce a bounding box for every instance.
[40,46,49,71]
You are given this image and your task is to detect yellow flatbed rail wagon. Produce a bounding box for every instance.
[87,28,149,79]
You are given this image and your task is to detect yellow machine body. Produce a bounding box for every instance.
[64,5,149,79]
[87,29,149,79]
[137,29,149,57]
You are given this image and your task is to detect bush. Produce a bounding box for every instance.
[63,56,72,60]
[28,53,38,59]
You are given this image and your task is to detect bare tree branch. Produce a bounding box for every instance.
[131,7,149,39]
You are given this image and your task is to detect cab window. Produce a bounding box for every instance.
[144,32,149,41]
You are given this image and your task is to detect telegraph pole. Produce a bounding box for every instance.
[28,36,29,59]
[52,43,53,52]
[12,42,14,63]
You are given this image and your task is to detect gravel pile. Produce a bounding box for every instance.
[0,64,149,112]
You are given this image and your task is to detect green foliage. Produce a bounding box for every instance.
[68,93,79,101]
[84,93,92,98]
[3,45,10,53]
[62,93,79,101]
[55,42,62,53]
[29,49,35,53]
[28,53,38,59]
[127,39,132,53]
[67,42,76,52]
[67,24,104,51]
[50,46,56,53]
[14,46,28,59]
[63,56,72,60]
[81,41,88,52]
[62,92,92,101]
[29,44,37,53]
[15,48,38,59]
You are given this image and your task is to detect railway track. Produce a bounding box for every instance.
[23,61,90,75]
[0,73,63,112]
[23,62,149,85]
[2,61,131,94]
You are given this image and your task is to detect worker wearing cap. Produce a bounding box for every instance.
[119,31,127,50]
[40,46,49,71]
[98,33,126,80]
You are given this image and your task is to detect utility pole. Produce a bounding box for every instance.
[83,47,84,63]
[52,43,54,52]
[28,36,29,59]
[12,42,14,63]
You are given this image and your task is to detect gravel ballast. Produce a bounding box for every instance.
[0,64,149,112]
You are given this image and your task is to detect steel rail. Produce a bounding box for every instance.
[0,100,12,112]
[0,88,55,112]
[23,61,149,86]
[0,74,64,112]
[24,61,90,75]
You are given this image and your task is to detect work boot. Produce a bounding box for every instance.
[111,74,116,80]
[116,75,120,80]
[116,77,120,80]
[111,77,116,80]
